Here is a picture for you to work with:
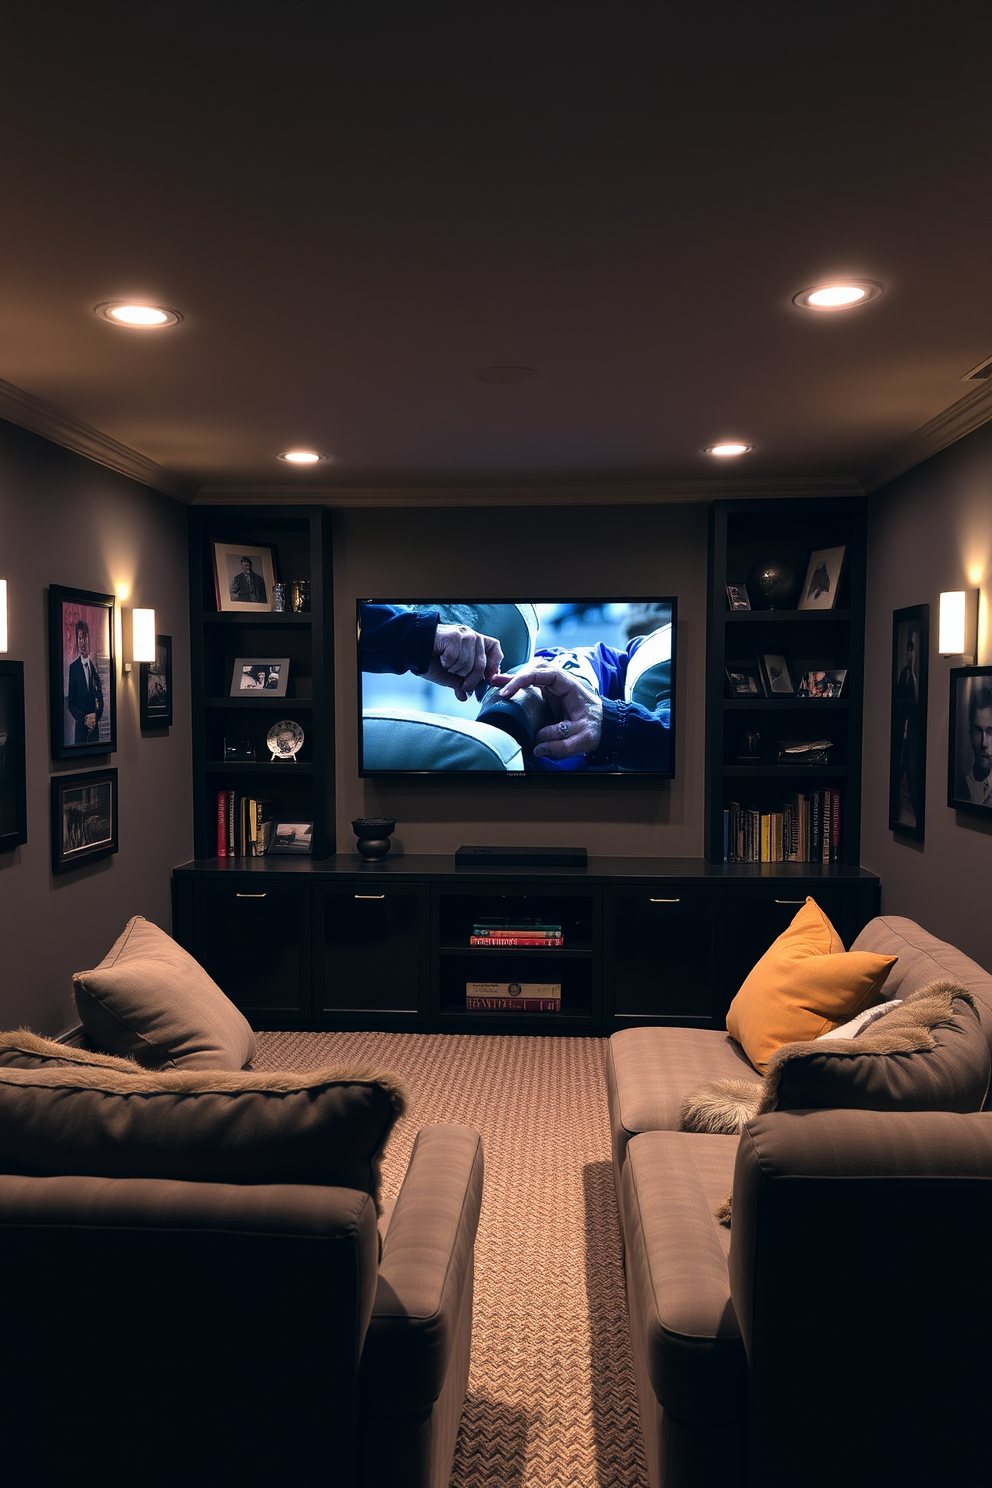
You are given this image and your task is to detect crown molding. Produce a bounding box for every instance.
[192,474,864,507]
[0,377,196,502]
[860,378,992,493]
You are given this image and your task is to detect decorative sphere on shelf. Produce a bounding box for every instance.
[746,558,797,610]
[352,817,396,859]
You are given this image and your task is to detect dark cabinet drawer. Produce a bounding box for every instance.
[723,883,878,1002]
[319,886,428,1019]
[606,887,724,1026]
[186,880,311,1025]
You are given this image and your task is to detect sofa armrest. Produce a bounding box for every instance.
[361,1122,484,1410]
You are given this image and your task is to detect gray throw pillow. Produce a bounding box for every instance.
[72,916,256,1070]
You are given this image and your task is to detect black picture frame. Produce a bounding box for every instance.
[0,660,28,852]
[726,582,750,611]
[139,634,173,729]
[947,665,992,816]
[725,665,762,698]
[796,669,847,698]
[230,656,290,697]
[758,651,795,696]
[48,585,116,759]
[888,603,929,840]
[51,767,118,873]
[268,820,313,855]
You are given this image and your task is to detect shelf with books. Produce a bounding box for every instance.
[706,497,866,867]
[189,506,334,859]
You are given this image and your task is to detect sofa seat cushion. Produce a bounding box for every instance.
[0,1061,408,1206]
[622,1130,745,1426]
[725,897,897,1073]
[72,916,257,1071]
[607,1027,759,1175]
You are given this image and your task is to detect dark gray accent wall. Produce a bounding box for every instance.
[0,420,192,1033]
[335,502,708,857]
[863,419,992,970]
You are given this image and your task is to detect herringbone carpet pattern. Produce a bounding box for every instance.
[253,1030,648,1488]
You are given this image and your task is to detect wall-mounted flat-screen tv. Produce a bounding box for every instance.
[357,598,676,776]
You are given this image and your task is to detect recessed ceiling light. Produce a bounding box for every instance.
[473,365,535,384]
[95,301,182,327]
[277,449,324,464]
[793,280,883,311]
[707,442,752,457]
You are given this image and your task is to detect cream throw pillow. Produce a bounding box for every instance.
[725,897,897,1073]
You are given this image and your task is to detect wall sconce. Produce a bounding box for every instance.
[131,608,157,665]
[0,580,7,653]
[938,590,978,662]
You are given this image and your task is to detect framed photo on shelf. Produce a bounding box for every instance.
[268,820,313,855]
[139,634,173,729]
[212,541,278,613]
[947,665,992,815]
[798,546,846,611]
[726,582,751,611]
[726,664,762,698]
[230,657,290,697]
[0,660,28,852]
[51,767,118,873]
[48,585,116,759]
[758,652,795,696]
[797,669,847,698]
[888,604,928,840]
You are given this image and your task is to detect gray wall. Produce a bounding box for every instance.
[0,420,192,1034]
[862,419,992,969]
[335,502,708,858]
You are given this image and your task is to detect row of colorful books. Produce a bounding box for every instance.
[465,981,562,1012]
[468,918,564,947]
[724,788,842,863]
[216,790,275,858]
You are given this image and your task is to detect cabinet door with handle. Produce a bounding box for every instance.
[186,879,311,1027]
[317,885,429,1026]
[605,886,725,1027]
[723,883,872,1005]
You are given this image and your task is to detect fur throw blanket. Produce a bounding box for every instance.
[679,979,977,1137]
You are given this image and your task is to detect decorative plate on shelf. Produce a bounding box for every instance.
[266,719,305,761]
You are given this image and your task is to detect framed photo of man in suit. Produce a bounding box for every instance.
[48,585,117,759]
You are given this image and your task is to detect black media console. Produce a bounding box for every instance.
[172,855,881,1036]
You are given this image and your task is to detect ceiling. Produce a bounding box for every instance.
[3,4,992,504]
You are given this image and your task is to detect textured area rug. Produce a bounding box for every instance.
[253,1030,648,1488]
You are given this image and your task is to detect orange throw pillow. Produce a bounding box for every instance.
[725,897,897,1073]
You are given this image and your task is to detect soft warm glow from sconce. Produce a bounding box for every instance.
[132,608,157,663]
[0,580,7,653]
[939,590,978,660]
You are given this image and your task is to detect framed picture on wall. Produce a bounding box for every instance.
[0,660,28,852]
[140,634,173,729]
[51,767,118,873]
[888,604,929,840]
[947,666,992,815]
[48,585,117,760]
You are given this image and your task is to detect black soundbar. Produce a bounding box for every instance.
[455,845,588,868]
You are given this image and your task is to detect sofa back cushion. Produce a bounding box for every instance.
[0,1061,408,1206]
[725,897,897,1073]
[72,915,257,1070]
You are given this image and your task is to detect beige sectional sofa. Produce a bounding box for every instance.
[607,913,992,1488]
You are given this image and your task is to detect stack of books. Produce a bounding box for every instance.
[468,917,564,947]
[215,791,276,858]
[465,981,562,1012]
[724,787,842,863]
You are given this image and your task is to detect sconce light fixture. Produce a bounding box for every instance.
[131,608,157,664]
[0,580,7,652]
[938,590,978,662]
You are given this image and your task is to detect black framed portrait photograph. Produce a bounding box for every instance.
[0,660,28,852]
[212,541,278,613]
[51,767,118,873]
[48,585,116,759]
[888,604,929,840]
[140,634,173,729]
[948,666,992,816]
[726,665,762,698]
